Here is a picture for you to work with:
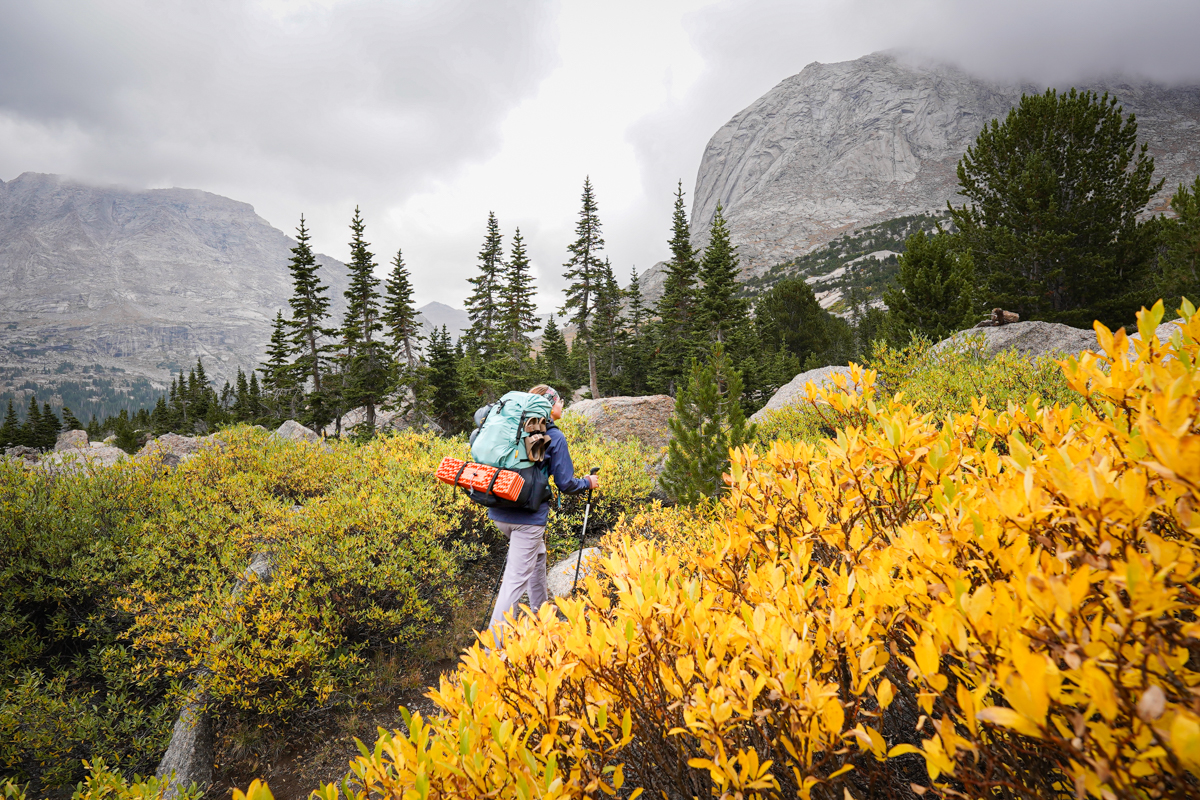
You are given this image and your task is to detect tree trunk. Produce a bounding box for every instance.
[366,401,376,435]
[588,349,600,400]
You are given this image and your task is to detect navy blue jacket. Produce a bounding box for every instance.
[488,426,589,527]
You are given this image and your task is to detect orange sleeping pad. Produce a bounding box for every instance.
[436,456,525,501]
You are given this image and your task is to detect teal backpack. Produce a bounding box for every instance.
[470,391,554,469]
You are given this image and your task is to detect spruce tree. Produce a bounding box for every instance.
[1156,176,1200,311]
[652,181,701,394]
[262,311,298,420]
[382,248,422,371]
[427,325,464,433]
[754,276,839,366]
[498,227,540,370]
[465,212,505,358]
[86,414,101,440]
[882,229,974,345]
[539,316,569,385]
[285,215,336,428]
[340,207,389,436]
[950,88,1161,327]
[61,406,82,431]
[248,371,263,420]
[697,203,749,345]
[233,368,250,421]
[39,402,61,449]
[660,344,754,505]
[591,258,625,395]
[23,396,42,448]
[151,396,170,435]
[191,359,210,419]
[0,400,19,448]
[561,177,605,400]
[623,267,651,394]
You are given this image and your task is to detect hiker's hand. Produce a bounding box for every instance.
[586,474,599,490]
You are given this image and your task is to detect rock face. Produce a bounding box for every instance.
[54,429,88,450]
[636,51,1200,299]
[749,366,859,423]
[565,395,676,452]
[0,172,350,396]
[39,444,129,472]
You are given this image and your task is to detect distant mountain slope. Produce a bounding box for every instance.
[0,172,349,417]
[637,52,1200,305]
[416,301,471,342]
[691,51,1200,276]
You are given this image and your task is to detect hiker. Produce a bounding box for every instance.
[485,384,598,647]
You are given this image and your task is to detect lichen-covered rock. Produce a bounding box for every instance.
[565,395,675,452]
[39,445,129,474]
[273,419,321,444]
[138,432,202,460]
[2,445,41,466]
[54,429,89,451]
[749,366,859,423]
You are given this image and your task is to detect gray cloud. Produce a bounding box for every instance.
[0,0,559,255]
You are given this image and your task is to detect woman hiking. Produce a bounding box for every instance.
[485,384,599,648]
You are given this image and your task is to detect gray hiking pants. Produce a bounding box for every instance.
[486,521,548,647]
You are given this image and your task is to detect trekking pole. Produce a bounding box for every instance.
[571,467,601,595]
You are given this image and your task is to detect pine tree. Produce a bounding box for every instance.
[382,248,422,371]
[754,276,839,366]
[86,414,101,440]
[498,227,540,368]
[883,229,974,345]
[113,409,138,454]
[652,181,702,394]
[539,316,570,385]
[561,177,605,400]
[61,406,82,431]
[151,396,170,435]
[950,88,1161,328]
[660,344,755,505]
[285,215,337,428]
[465,212,505,358]
[248,371,263,420]
[426,325,464,433]
[0,400,19,448]
[191,359,210,419]
[697,203,749,345]
[340,207,390,437]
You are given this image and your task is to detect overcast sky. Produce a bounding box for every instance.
[3,0,1200,313]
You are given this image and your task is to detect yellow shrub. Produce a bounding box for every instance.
[308,300,1200,799]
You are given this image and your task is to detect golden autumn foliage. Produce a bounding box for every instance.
[306,301,1200,800]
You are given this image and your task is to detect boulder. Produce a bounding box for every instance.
[749,366,859,423]
[54,430,89,451]
[565,395,675,452]
[935,320,1099,360]
[39,445,129,473]
[3,445,41,466]
[273,419,321,444]
[321,403,444,438]
[139,433,203,460]
[547,547,602,599]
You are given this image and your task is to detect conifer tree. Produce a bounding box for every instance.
[233,368,250,421]
[539,316,569,385]
[248,371,263,420]
[950,88,1160,327]
[262,311,298,420]
[498,228,540,368]
[340,207,389,436]
[660,344,754,505]
[113,409,138,454]
[623,267,651,395]
[86,414,101,440]
[23,396,42,448]
[0,400,19,447]
[382,248,422,371]
[285,215,336,427]
[426,325,464,433]
[61,406,82,431]
[38,402,61,449]
[591,258,625,394]
[652,181,701,394]
[754,276,839,366]
[191,359,210,419]
[1156,176,1200,311]
[465,212,505,358]
[561,177,605,400]
[882,229,974,345]
[697,203,749,345]
[151,396,170,435]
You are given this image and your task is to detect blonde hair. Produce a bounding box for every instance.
[528,384,561,405]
